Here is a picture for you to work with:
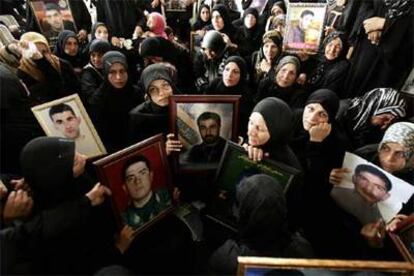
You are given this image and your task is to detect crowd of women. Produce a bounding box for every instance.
[0,0,413,274]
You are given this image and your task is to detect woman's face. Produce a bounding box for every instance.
[108,62,128,89]
[200,7,210,22]
[90,52,104,69]
[73,152,87,177]
[371,113,396,130]
[223,62,241,87]
[302,103,329,131]
[276,63,297,88]
[244,14,257,29]
[379,142,407,173]
[271,5,284,16]
[212,11,225,31]
[64,37,79,56]
[148,79,173,107]
[147,15,155,30]
[325,37,342,61]
[247,112,270,146]
[263,41,279,62]
[95,25,109,41]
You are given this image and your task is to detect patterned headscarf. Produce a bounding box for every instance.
[384,0,413,19]
[348,88,406,131]
[379,122,414,161]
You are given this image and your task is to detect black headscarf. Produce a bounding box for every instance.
[53,30,83,68]
[209,4,236,38]
[224,55,247,84]
[20,137,76,209]
[251,98,301,169]
[90,22,111,41]
[89,39,112,55]
[305,89,339,123]
[242,7,259,36]
[235,174,290,251]
[193,4,211,30]
[102,50,128,76]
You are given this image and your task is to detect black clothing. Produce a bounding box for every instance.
[209,175,314,275]
[53,30,87,72]
[192,4,211,31]
[185,136,227,163]
[80,63,104,104]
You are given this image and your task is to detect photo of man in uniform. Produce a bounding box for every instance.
[331,164,392,225]
[184,112,227,164]
[121,155,171,229]
[287,9,314,43]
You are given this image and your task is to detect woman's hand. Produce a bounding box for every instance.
[242,143,269,162]
[115,225,138,254]
[329,168,351,185]
[260,59,271,73]
[309,122,331,142]
[363,17,385,33]
[86,183,112,206]
[3,190,33,223]
[361,219,386,248]
[166,133,182,155]
[386,214,408,232]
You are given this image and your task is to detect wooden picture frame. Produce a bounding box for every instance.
[169,95,241,172]
[93,134,176,235]
[206,141,300,231]
[28,0,77,47]
[31,93,107,159]
[237,256,414,275]
[283,2,327,55]
[390,215,414,264]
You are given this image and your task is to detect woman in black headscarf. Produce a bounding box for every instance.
[18,136,112,274]
[209,174,313,274]
[53,30,87,75]
[206,56,253,135]
[89,51,143,152]
[256,55,308,110]
[234,8,263,62]
[192,4,211,31]
[205,4,237,44]
[337,87,407,150]
[306,31,350,96]
[129,63,178,143]
[81,40,112,104]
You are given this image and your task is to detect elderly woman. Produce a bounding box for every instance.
[209,174,313,274]
[250,30,283,87]
[205,4,237,46]
[53,30,87,75]
[255,55,307,110]
[337,87,407,149]
[234,8,263,62]
[17,32,80,104]
[306,31,350,95]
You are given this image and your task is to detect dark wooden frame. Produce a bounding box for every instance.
[390,215,414,264]
[94,134,175,235]
[169,95,241,173]
[206,141,300,231]
[237,257,414,275]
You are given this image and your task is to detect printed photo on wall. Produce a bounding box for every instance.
[330,152,414,225]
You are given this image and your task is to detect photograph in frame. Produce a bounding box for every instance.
[237,257,414,276]
[94,134,175,235]
[389,215,414,263]
[207,141,300,230]
[330,152,414,225]
[283,2,327,54]
[31,94,106,159]
[165,0,187,13]
[28,0,77,47]
[169,95,240,171]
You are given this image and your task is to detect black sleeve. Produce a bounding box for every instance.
[80,69,100,102]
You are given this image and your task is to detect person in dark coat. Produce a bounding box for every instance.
[13,137,112,274]
[129,63,178,143]
[306,31,350,96]
[90,22,111,42]
[89,51,143,152]
[205,4,237,44]
[53,30,87,75]
[17,32,80,104]
[192,4,211,31]
[81,40,111,104]
[256,55,308,110]
[233,7,263,62]
[337,87,407,150]
[209,174,314,275]
[342,0,413,97]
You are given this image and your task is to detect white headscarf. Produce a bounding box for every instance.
[379,122,414,162]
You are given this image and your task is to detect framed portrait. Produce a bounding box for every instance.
[390,215,414,264]
[28,0,77,47]
[165,0,187,12]
[283,2,327,54]
[237,257,414,275]
[190,31,201,57]
[206,141,300,231]
[169,95,241,172]
[330,152,414,225]
[248,0,269,15]
[31,93,107,159]
[94,134,176,234]
[401,68,414,95]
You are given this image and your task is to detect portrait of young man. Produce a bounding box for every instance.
[184,111,227,164]
[121,155,172,229]
[287,9,314,44]
[331,164,392,225]
[42,2,76,39]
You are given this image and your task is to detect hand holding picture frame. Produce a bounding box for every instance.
[94,134,176,236]
[31,93,107,159]
[169,95,241,172]
[207,141,300,231]
[283,2,327,54]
